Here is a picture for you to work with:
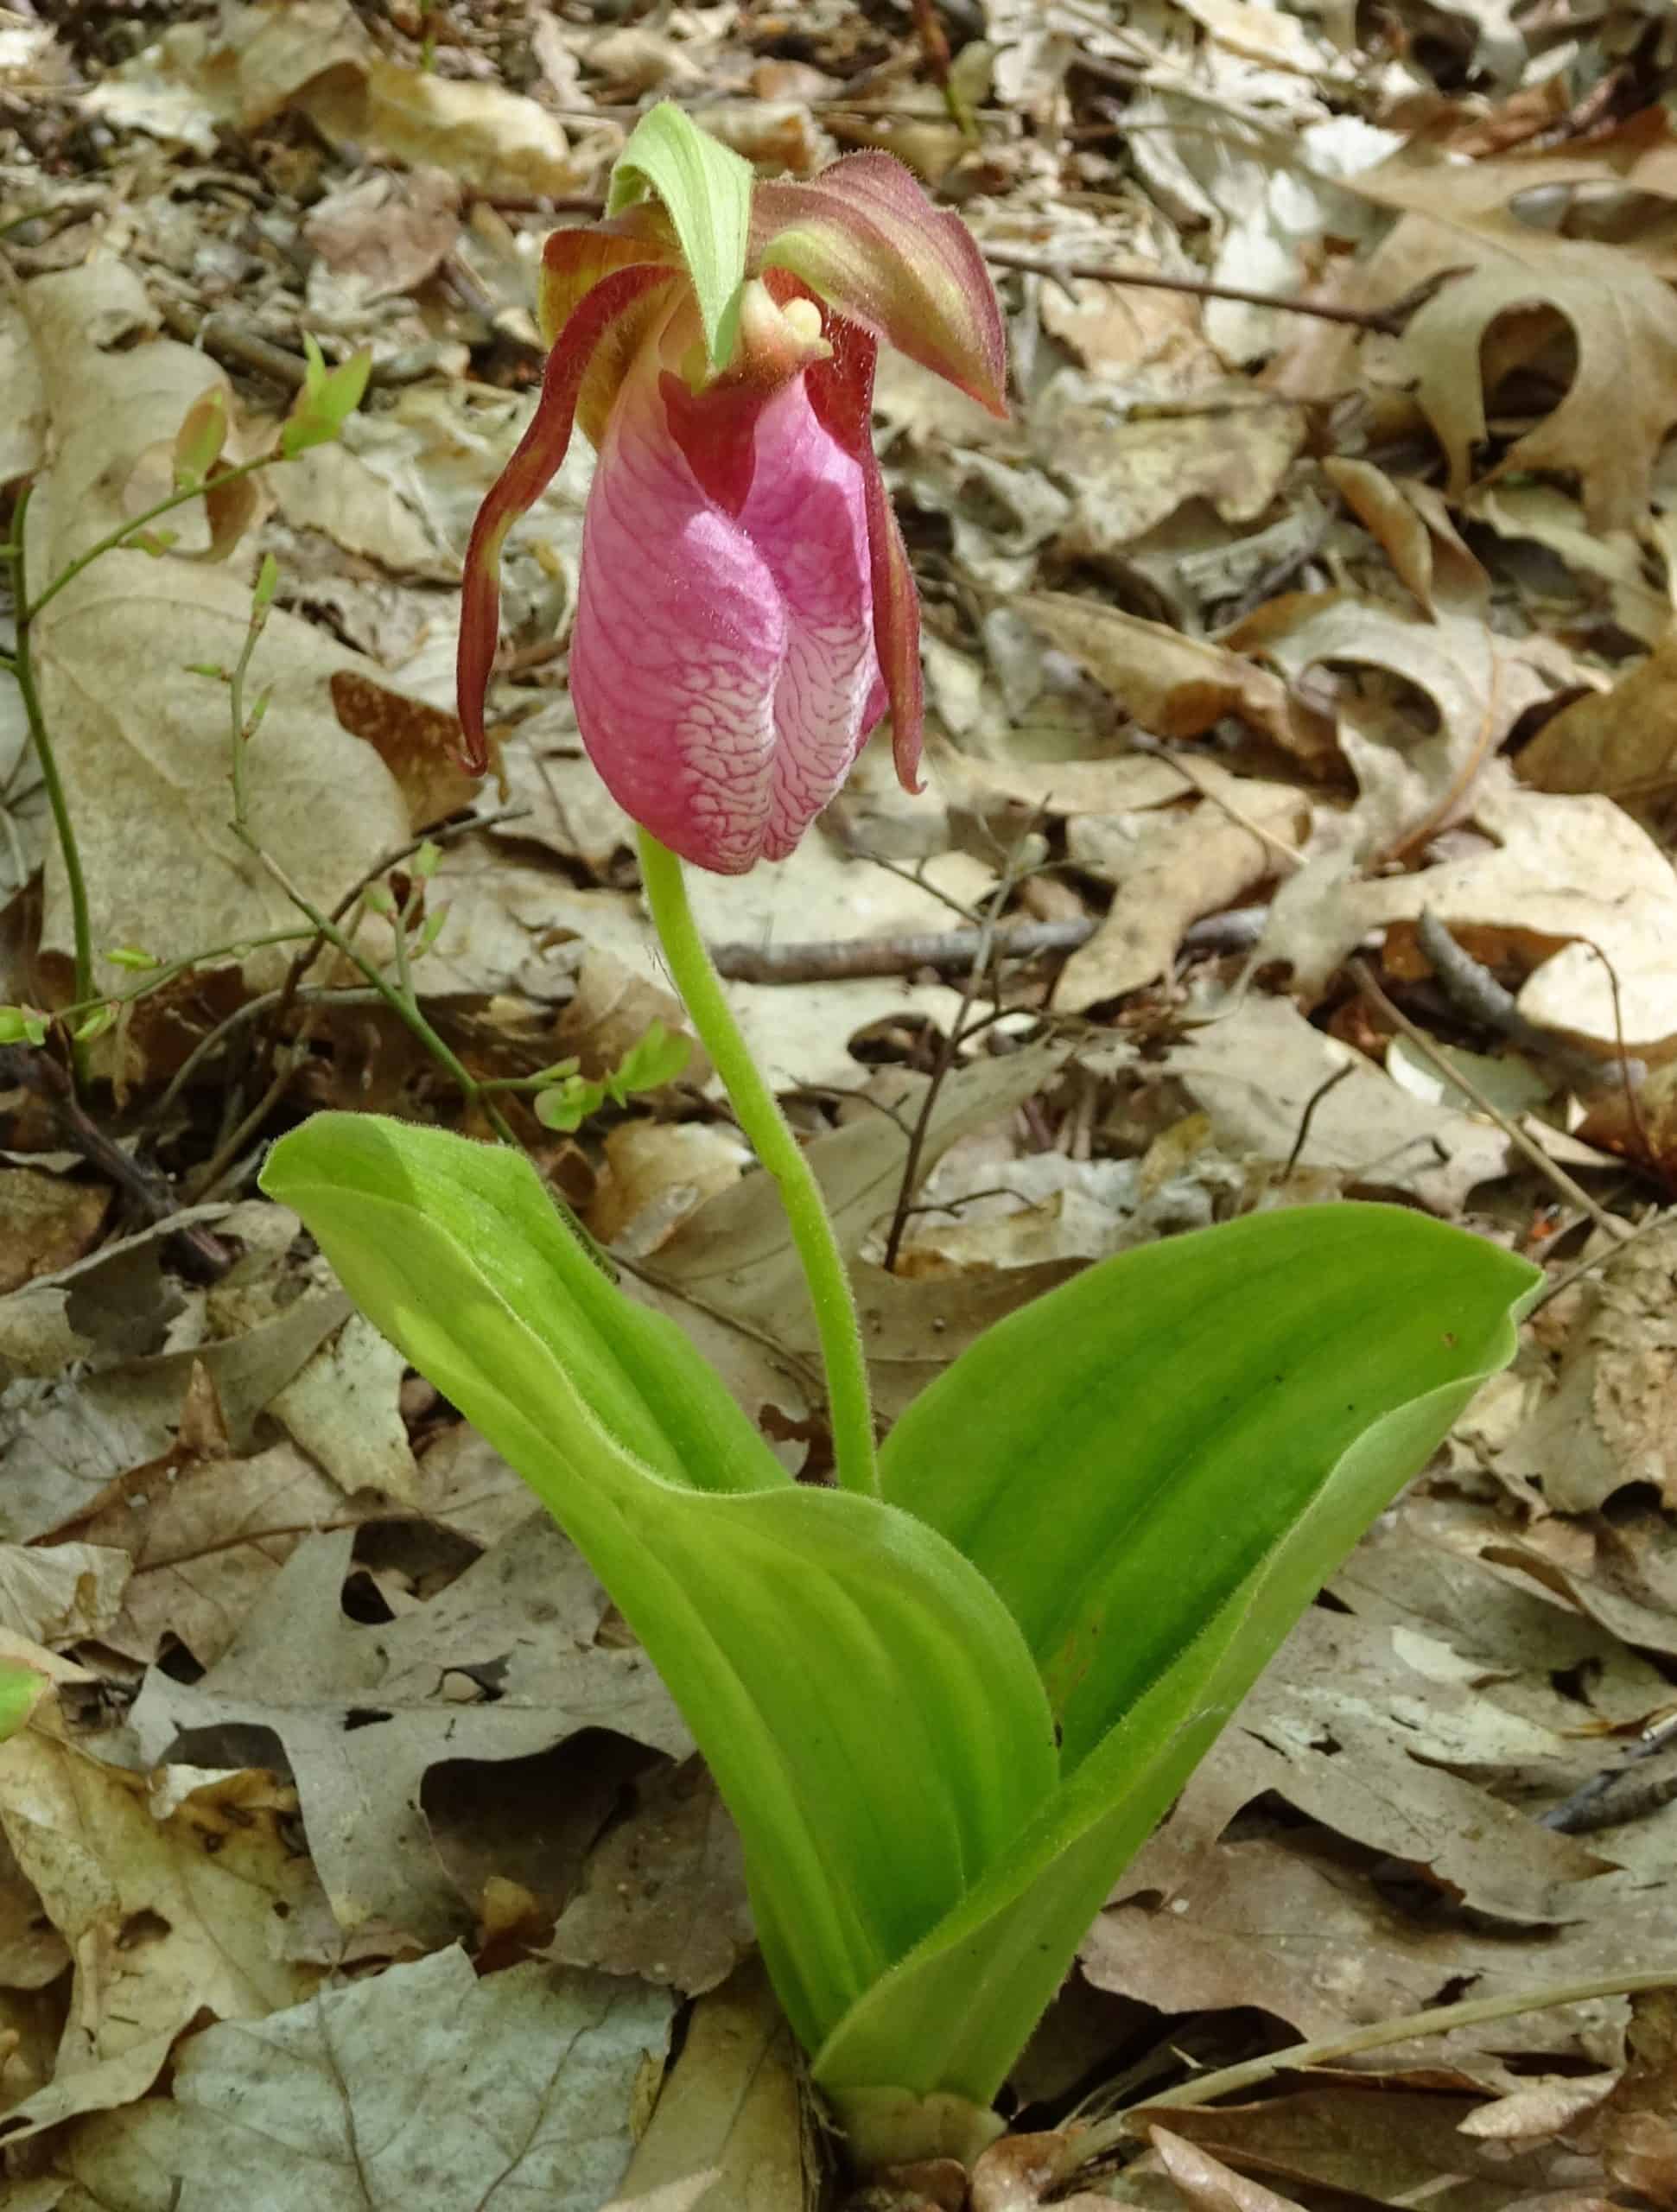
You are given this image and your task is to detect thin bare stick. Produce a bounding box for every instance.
[1524,1205,1669,1319]
[1350,958,1631,1243]
[1053,1967,1677,2186]
[880,818,1045,1273]
[711,918,1093,983]
[1540,1710,1677,1835]
[980,245,1459,337]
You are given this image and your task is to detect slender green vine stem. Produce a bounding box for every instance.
[9,487,94,1090]
[22,451,276,626]
[637,829,880,1499]
[230,829,518,1147]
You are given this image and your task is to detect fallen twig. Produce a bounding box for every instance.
[1350,957,1632,1243]
[711,917,1091,983]
[979,247,1464,337]
[1417,910,1630,1095]
[0,1043,233,1277]
[1050,1967,1677,2190]
[1540,1711,1677,1835]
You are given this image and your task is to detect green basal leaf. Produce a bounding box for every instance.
[815,1204,1538,2112]
[260,1115,1057,2056]
[607,101,752,369]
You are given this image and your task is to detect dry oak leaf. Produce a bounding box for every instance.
[1260,774,1677,1051]
[1021,594,1336,765]
[1517,620,1677,815]
[603,1958,810,2212]
[52,1947,672,2212]
[1498,1220,1677,1515]
[86,0,583,197]
[1224,590,1553,860]
[1055,776,1309,1014]
[125,1521,691,1944]
[0,1713,321,2139]
[1345,139,1677,531]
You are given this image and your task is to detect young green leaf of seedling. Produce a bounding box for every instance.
[534,1075,606,1132]
[0,1006,48,1046]
[605,1018,690,1103]
[281,335,373,457]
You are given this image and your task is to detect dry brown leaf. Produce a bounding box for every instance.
[407,1423,575,1552]
[1498,1223,1677,1513]
[0,1543,129,1648]
[968,2129,1105,2209]
[1149,2128,1310,2212]
[605,1958,814,2212]
[1038,275,1203,378]
[52,1948,672,2208]
[0,1171,108,1298]
[1333,1514,1674,1748]
[302,55,581,199]
[1127,1607,1608,1924]
[268,1311,420,1504]
[1021,594,1335,764]
[1321,459,1490,619]
[1128,2088,1605,2210]
[275,449,459,581]
[1056,778,1308,1013]
[301,167,461,301]
[1518,623,1677,812]
[1459,2075,1620,2140]
[1037,382,1306,557]
[126,1521,691,1942]
[645,1046,1070,1347]
[86,0,583,197]
[1259,776,1677,1051]
[588,1124,747,1258]
[1083,1824,1670,2061]
[0,1706,321,2128]
[1225,590,1552,858]
[1344,148,1677,530]
[1350,111,1677,276]
[546,1758,753,1998]
[1590,1989,1677,2205]
[1105,996,1511,1213]
[70,1438,349,1669]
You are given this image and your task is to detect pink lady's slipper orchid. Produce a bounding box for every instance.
[457,110,1006,874]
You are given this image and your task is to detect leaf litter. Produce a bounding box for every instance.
[5,0,1677,2205]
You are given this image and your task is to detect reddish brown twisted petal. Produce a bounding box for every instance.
[753,153,1007,417]
[805,314,924,795]
[538,211,683,448]
[455,263,676,773]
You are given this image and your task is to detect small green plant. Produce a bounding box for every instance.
[1,330,372,1093]
[259,107,1542,2172]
